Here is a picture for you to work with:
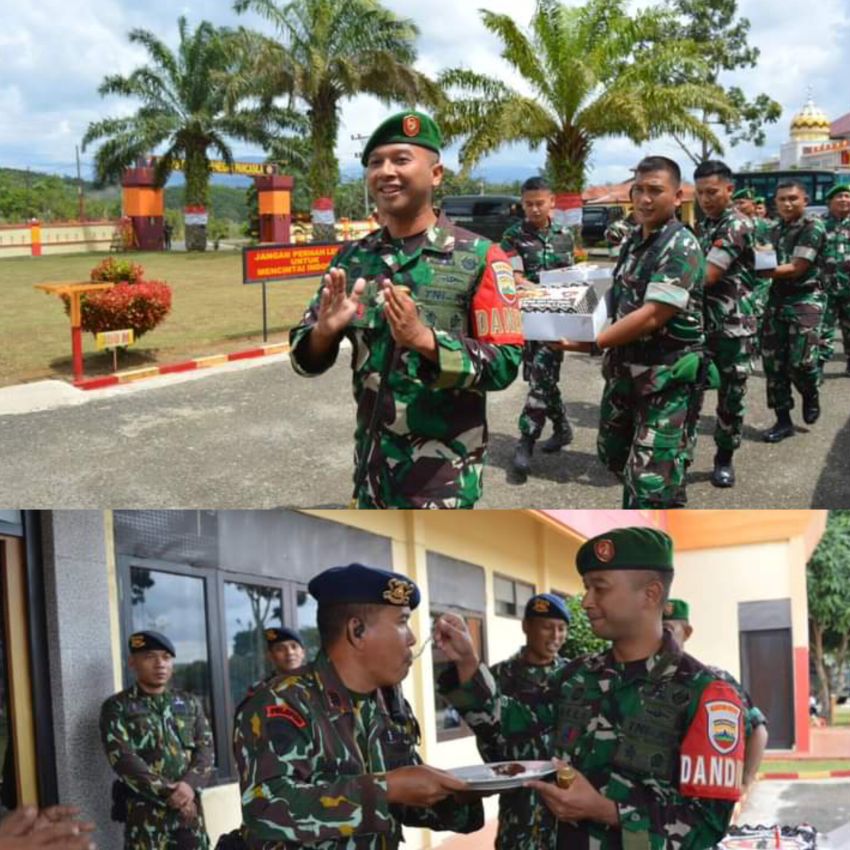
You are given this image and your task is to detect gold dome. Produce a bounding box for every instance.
[790,96,831,141]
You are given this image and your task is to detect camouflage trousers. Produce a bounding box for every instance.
[745,280,771,360]
[703,335,753,452]
[597,374,693,508]
[762,294,823,411]
[125,799,209,850]
[495,787,557,850]
[817,286,850,369]
[518,342,567,441]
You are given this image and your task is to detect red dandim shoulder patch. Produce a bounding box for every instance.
[680,680,744,801]
[471,245,524,344]
[265,703,307,728]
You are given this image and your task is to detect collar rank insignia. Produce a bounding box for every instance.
[383,578,414,606]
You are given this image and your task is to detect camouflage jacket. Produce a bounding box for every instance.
[479,651,568,850]
[440,631,747,850]
[604,219,706,394]
[697,207,758,338]
[605,216,637,247]
[707,666,767,731]
[753,218,775,247]
[770,214,826,297]
[289,213,523,509]
[233,651,483,849]
[500,219,575,283]
[820,214,850,293]
[100,684,214,804]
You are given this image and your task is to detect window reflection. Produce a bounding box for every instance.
[224,582,283,706]
[129,568,213,725]
[296,588,320,661]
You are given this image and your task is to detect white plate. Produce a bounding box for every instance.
[447,760,556,791]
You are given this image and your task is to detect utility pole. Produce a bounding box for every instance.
[351,133,370,218]
[75,145,85,221]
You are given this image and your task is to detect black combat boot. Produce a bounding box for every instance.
[710,449,736,488]
[763,409,794,443]
[802,390,820,425]
[540,420,574,453]
[512,436,535,479]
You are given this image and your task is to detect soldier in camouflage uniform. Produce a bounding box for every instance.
[754,198,777,244]
[760,180,827,442]
[289,111,523,509]
[662,599,768,797]
[817,184,850,375]
[555,157,705,508]
[435,527,746,850]
[501,177,576,479]
[232,563,483,849]
[604,211,637,252]
[472,594,571,850]
[100,631,213,850]
[692,161,758,488]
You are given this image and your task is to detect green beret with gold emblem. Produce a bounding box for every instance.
[576,527,674,575]
[361,111,443,166]
[732,188,755,201]
[826,183,850,202]
[662,598,690,622]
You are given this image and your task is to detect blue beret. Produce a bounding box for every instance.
[308,563,420,610]
[265,626,303,647]
[577,527,674,574]
[524,593,572,623]
[129,630,176,657]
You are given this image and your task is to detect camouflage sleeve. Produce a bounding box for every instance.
[609,678,743,850]
[428,244,523,392]
[182,696,214,791]
[706,217,752,271]
[644,230,704,312]
[793,219,826,262]
[234,691,394,844]
[99,698,171,804]
[437,663,550,762]
[499,224,519,255]
[288,246,357,376]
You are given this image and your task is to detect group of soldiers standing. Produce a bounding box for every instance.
[92,529,765,850]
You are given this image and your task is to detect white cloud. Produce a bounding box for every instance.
[2,0,849,186]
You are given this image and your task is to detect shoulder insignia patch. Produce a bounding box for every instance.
[265,703,307,728]
[492,260,518,304]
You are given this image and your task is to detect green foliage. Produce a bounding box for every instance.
[438,0,730,192]
[230,0,442,202]
[561,595,611,659]
[0,168,120,222]
[664,0,782,163]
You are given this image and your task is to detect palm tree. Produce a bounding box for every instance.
[83,17,304,251]
[231,0,442,240]
[438,0,732,193]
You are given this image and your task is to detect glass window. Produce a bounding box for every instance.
[296,588,320,662]
[129,567,213,721]
[432,613,485,741]
[224,581,284,708]
[494,574,535,618]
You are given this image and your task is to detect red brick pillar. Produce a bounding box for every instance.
[256,175,294,243]
[122,167,165,250]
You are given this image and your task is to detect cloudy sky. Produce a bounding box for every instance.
[2,0,849,187]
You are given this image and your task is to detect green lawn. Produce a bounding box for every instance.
[760,759,850,773]
[0,251,320,386]
[834,704,850,726]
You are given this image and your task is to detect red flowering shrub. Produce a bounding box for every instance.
[90,257,145,284]
[78,281,172,339]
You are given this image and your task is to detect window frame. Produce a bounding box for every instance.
[493,572,536,619]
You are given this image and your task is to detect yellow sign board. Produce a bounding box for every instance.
[96,329,135,350]
[169,159,277,177]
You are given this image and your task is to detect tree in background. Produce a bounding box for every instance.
[561,594,610,659]
[808,510,850,719]
[664,0,782,165]
[83,17,302,251]
[231,0,442,240]
[438,0,730,193]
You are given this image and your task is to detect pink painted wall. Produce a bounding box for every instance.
[539,510,667,540]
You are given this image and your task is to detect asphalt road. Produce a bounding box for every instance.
[2,339,848,508]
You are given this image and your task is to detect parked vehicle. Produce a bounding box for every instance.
[440,195,522,242]
[581,205,625,243]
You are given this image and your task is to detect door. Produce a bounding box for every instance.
[740,627,795,749]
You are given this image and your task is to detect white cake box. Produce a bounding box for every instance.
[540,264,614,286]
[754,249,778,271]
[522,292,610,342]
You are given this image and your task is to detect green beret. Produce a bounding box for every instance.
[754,196,766,205]
[826,184,850,202]
[732,188,754,201]
[662,599,690,622]
[361,111,442,166]
[576,527,674,575]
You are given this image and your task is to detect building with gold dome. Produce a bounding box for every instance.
[779,95,850,170]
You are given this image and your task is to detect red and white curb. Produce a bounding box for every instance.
[74,343,290,390]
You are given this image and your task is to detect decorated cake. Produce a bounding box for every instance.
[519,283,599,316]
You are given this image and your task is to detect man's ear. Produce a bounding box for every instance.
[347,618,366,646]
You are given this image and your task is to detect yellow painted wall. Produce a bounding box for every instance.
[0,221,120,257]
